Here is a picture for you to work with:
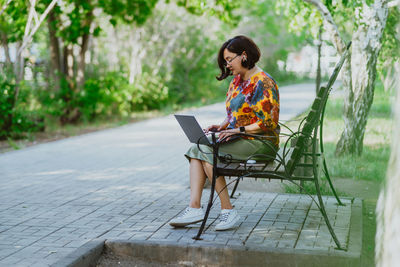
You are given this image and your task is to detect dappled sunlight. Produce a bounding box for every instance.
[34,169,77,176]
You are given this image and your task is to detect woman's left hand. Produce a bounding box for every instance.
[218,128,240,142]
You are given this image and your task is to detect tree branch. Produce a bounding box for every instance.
[17,0,58,56]
[24,0,37,39]
[303,0,346,53]
[0,0,12,17]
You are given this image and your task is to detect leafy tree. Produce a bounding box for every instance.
[279,0,397,156]
[43,0,158,123]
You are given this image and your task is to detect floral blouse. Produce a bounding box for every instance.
[225,71,280,146]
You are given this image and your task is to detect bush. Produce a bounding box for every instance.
[0,71,44,139]
[77,71,169,120]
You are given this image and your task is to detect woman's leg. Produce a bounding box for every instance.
[201,161,233,210]
[189,159,207,209]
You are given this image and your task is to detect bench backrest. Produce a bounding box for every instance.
[286,42,351,176]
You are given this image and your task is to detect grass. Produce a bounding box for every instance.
[323,143,390,181]
[282,82,393,195]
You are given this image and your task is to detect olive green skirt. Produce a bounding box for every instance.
[185,137,277,165]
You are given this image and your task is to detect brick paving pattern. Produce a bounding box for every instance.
[0,84,356,266]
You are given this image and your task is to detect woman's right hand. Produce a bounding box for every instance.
[204,124,222,133]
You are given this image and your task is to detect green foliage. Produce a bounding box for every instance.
[38,71,169,121]
[377,7,400,73]
[82,71,169,117]
[165,28,228,104]
[101,0,159,26]
[0,71,15,139]
[175,0,241,25]
[0,71,44,139]
[46,0,159,46]
[0,0,28,41]
[275,0,322,39]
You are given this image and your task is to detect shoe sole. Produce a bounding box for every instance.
[169,219,203,227]
[215,215,240,231]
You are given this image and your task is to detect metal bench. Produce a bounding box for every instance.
[193,42,352,251]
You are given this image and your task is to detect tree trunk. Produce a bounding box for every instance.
[76,7,93,90]
[47,9,61,91]
[335,0,389,155]
[76,31,90,90]
[0,32,12,66]
[60,43,81,124]
[375,38,400,266]
[128,27,144,84]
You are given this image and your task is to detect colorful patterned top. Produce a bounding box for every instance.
[225,71,280,146]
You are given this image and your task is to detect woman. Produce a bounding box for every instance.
[169,35,280,231]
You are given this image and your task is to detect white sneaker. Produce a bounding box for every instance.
[169,207,204,227]
[215,209,240,231]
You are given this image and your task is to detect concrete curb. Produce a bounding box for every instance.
[50,239,105,267]
[102,238,359,267]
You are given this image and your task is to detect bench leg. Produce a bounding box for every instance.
[314,175,344,250]
[230,178,240,198]
[193,173,216,240]
[194,134,218,240]
[322,158,344,206]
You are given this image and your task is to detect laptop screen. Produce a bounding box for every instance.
[174,115,211,145]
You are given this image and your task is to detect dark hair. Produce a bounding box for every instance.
[216,35,261,81]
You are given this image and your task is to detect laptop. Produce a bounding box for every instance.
[174,115,213,145]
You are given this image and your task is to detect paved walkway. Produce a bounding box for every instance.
[0,83,360,266]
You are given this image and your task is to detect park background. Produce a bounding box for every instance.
[1,0,400,266]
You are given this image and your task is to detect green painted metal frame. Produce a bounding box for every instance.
[193,42,352,251]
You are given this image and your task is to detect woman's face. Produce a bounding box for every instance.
[223,48,244,76]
